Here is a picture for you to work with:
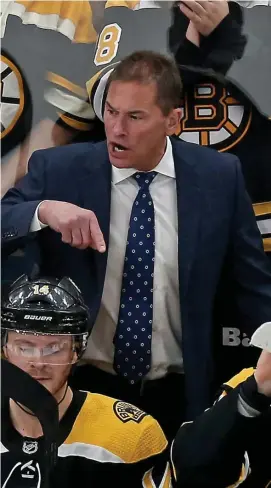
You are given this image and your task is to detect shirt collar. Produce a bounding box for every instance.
[112,136,175,184]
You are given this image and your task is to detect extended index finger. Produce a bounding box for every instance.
[179,2,203,21]
[88,212,106,253]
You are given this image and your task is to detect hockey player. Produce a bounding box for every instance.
[2,273,265,488]
[1,274,172,488]
[172,322,271,487]
[1,0,102,194]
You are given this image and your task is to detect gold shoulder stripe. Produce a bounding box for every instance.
[224,368,255,390]
[58,113,93,132]
[263,237,271,253]
[253,202,271,216]
[105,0,140,9]
[47,72,87,99]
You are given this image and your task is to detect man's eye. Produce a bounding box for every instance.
[130,114,140,120]
[19,346,32,354]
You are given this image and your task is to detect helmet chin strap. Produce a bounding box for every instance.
[14,382,69,417]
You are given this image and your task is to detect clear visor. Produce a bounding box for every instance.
[4,334,79,366]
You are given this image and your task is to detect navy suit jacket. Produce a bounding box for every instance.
[2,138,271,418]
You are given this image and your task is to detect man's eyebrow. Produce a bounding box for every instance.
[128,110,146,115]
[13,339,62,346]
[105,101,117,111]
[105,101,146,115]
[13,339,35,346]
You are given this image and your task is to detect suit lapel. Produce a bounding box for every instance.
[172,139,201,300]
[80,139,201,302]
[80,143,112,294]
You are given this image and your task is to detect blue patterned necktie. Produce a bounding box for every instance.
[113,171,157,384]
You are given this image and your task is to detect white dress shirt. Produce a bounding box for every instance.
[30,137,183,380]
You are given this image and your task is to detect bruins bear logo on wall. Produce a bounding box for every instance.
[1,54,24,139]
[177,82,252,153]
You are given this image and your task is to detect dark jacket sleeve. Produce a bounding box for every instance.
[172,3,247,79]
[229,159,271,331]
[172,386,247,487]
[172,375,270,488]
[1,151,46,254]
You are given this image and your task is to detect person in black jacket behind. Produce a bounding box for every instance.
[171,0,271,386]
[170,0,246,75]
[171,324,271,487]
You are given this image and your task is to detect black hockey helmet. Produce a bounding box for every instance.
[1,275,91,361]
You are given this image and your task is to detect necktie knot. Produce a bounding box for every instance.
[133,171,157,190]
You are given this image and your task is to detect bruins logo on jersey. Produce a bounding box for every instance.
[113,401,147,423]
[0,53,25,139]
[177,82,252,153]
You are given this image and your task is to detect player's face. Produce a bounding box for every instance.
[4,331,76,397]
[104,80,180,170]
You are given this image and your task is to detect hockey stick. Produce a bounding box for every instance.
[1,359,59,488]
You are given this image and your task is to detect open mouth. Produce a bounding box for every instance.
[111,142,128,153]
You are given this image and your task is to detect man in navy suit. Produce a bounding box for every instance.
[2,51,271,441]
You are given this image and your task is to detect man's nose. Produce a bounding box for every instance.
[29,355,47,367]
[112,116,127,136]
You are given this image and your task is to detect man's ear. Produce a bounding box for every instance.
[2,346,8,360]
[72,350,79,365]
[166,108,182,136]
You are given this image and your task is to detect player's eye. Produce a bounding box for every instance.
[18,346,34,355]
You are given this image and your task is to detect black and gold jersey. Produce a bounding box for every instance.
[87,1,171,121]
[0,1,97,156]
[45,0,141,138]
[220,369,271,488]
[1,390,172,488]
[172,368,271,488]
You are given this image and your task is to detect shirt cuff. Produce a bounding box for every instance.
[30,201,48,232]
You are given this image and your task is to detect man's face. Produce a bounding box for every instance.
[4,332,76,396]
[104,80,180,170]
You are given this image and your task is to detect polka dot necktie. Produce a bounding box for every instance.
[113,171,157,384]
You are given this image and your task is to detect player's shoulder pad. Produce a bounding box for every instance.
[64,392,167,464]
[13,0,97,43]
[225,367,255,389]
[220,367,255,398]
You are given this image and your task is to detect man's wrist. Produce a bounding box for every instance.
[186,22,200,47]
[30,201,48,232]
[38,200,49,225]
